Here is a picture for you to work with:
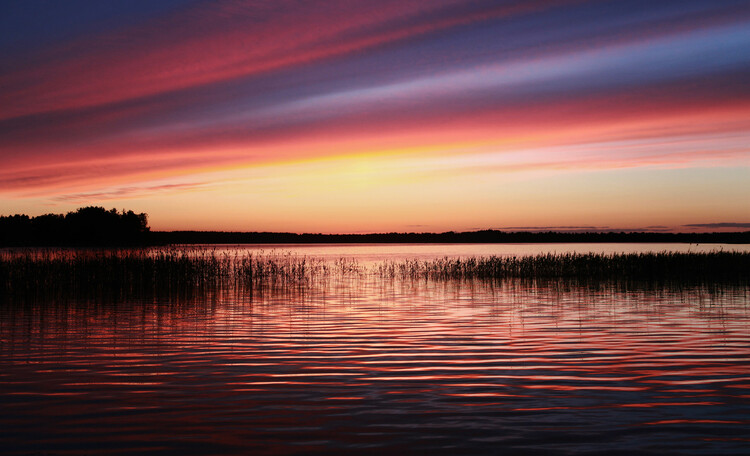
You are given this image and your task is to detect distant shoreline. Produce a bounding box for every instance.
[3,230,749,248]
[149,230,750,246]
[4,207,748,247]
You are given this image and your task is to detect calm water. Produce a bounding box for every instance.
[2,244,750,455]
[190,242,750,265]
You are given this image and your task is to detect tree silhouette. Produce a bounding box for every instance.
[0,207,149,246]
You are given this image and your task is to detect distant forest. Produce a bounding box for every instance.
[153,230,750,245]
[1,207,749,246]
[0,207,149,246]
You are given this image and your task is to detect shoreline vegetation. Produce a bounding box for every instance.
[151,230,750,245]
[2,249,748,300]
[0,207,149,246]
[1,207,749,246]
[2,207,749,296]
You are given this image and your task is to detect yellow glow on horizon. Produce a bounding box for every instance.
[2,102,748,233]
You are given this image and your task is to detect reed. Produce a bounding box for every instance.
[0,248,327,301]
[378,251,750,283]
[1,249,748,302]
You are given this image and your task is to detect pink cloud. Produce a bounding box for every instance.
[1,0,574,120]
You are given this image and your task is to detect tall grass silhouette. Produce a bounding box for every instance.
[1,249,748,302]
[0,248,332,301]
[377,251,750,284]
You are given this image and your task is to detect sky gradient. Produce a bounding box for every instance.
[1,0,749,232]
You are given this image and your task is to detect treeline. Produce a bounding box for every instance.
[151,229,750,245]
[2,207,749,246]
[0,207,149,246]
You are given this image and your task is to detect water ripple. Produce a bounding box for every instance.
[1,275,749,455]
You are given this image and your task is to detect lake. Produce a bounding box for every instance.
[1,243,750,455]
[182,242,750,264]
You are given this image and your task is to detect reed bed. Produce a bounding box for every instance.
[378,251,750,284]
[1,249,748,302]
[0,248,329,300]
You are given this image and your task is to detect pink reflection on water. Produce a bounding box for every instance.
[1,269,749,454]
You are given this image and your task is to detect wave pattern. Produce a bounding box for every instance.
[1,275,749,454]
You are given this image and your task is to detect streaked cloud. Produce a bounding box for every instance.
[52,182,207,203]
[0,0,749,230]
[683,223,750,229]
[498,226,675,233]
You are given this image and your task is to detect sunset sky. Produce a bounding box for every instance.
[1,0,748,232]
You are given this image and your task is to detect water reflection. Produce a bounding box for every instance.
[1,274,749,455]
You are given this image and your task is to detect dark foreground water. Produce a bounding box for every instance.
[2,256,750,454]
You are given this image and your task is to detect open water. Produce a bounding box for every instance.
[1,244,749,454]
